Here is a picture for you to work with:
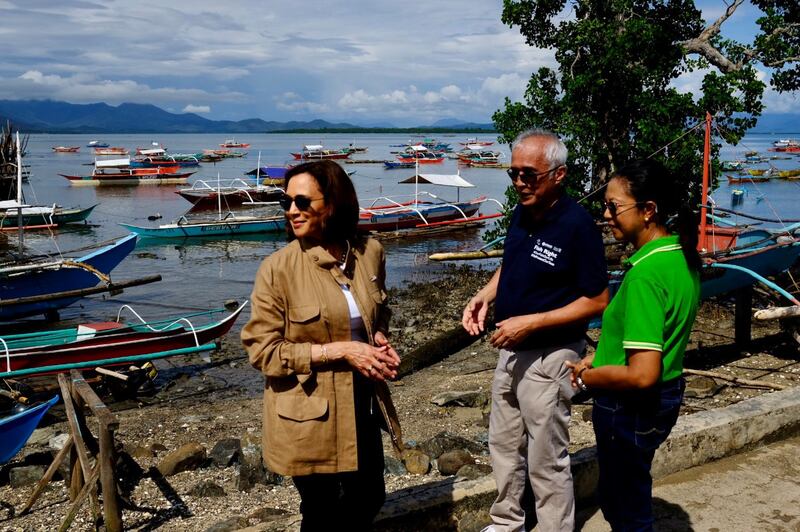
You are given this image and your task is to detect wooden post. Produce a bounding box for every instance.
[735,285,753,346]
[70,370,121,532]
[19,436,74,515]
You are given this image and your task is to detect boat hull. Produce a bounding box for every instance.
[176,189,283,209]
[701,242,800,298]
[0,205,96,228]
[0,396,59,464]
[119,217,284,238]
[60,172,193,186]
[359,202,482,232]
[0,305,244,378]
[0,233,138,320]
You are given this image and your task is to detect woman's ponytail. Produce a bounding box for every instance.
[672,206,702,272]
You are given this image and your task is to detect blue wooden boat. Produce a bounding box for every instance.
[119,214,284,238]
[86,141,109,148]
[0,233,138,320]
[0,396,59,464]
[383,161,416,169]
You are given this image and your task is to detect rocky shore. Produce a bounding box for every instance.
[1,263,798,531]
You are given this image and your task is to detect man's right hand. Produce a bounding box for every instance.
[462,293,490,336]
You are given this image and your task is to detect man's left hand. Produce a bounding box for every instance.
[490,315,537,349]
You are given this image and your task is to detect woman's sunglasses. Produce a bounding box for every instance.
[278,194,324,211]
[603,201,645,216]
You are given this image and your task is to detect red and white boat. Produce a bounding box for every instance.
[395,145,444,164]
[59,160,193,186]
[220,139,251,148]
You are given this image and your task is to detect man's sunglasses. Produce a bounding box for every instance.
[506,165,562,184]
[278,194,324,211]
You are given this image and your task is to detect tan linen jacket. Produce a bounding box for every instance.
[241,237,403,477]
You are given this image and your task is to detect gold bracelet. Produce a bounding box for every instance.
[320,344,329,365]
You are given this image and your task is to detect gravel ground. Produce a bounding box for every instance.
[1,263,798,531]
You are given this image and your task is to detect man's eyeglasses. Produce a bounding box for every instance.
[506,166,562,184]
[278,193,324,211]
[603,201,645,216]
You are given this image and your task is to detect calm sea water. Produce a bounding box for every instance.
[5,131,799,329]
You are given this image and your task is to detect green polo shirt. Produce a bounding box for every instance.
[594,235,700,382]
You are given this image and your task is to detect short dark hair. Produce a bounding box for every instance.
[613,159,701,271]
[284,160,360,243]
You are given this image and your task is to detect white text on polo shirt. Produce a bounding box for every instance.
[531,239,561,266]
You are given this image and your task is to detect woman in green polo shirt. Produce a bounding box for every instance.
[566,159,701,531]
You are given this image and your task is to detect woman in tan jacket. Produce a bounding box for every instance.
[241,160,402,531]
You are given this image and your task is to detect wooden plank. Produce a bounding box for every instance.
[99,425,121,531]
[59,464,100,532]
[70,370,118,431]
[57,374,93,480]
[19,435,74,515]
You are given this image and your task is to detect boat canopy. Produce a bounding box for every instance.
[96,157,130,168]
[399,173,475,187]
[139,148,165,156]
[408,145,428,151]
[304,145,324,151]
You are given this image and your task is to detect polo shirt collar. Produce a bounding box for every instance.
[624,235,682,269]
[520,193,568,228]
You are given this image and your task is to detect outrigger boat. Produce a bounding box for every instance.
[93,147,129,156]
[51,146,80,153]
[0,201,96,229]
[291,145,351,160]
[0,303,246,379]
[60,159,194,186]
[86,141,109,148]
[359,172,502,233]
[176,178,284,210]
[220,139,250,148]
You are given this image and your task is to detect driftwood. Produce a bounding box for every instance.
[429,249,504,261]
[684,368,786,390]
[754,305,800,320]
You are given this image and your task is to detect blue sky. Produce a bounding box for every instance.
[0,0,795,125]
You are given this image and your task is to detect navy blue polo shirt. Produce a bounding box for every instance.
[495,194,607,348]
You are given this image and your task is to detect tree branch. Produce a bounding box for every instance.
[679,0,745,73]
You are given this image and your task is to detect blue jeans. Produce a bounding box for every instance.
[592,378,684,532]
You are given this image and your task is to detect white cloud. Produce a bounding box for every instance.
[183,104,211,113]
[273,92,330,113]
[0,70,244,106]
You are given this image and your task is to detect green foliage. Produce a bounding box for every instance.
[486,0,795,242]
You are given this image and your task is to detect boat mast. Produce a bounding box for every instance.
[16,132,23,255]
[699,112,712,252]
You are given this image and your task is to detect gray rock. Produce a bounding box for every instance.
[9,465,46,487]
[188,480,226,498]
[234,461,282,492]
[157,442,207,476]
[204,516,248,532]
[431,390,482,407]
[457,510,494,532]
[384,456,407,476]
[437,449,475,475]
[248,507,290,523]
[179,414,211,424]
[48,433,69,451]
[684,376,723,398]
[210,438,241,468]
[401,449,431,475]
[125,443,155,459]
[27,426,58,447]
[456,463,493,480]
[419,431,485,459]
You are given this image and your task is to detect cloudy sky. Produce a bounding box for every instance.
[0,0,795,125]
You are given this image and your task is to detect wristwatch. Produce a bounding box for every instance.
[576,366,589,391]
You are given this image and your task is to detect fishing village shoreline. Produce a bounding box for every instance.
[1,262,799,531]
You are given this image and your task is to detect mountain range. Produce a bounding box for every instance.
[0,100,495,133]
[0,99,794,134]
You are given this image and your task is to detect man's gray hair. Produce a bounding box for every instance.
[512,129,568,167]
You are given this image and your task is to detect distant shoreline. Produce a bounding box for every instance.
[265,127,497,134]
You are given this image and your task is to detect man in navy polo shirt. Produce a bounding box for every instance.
[463,130,608,532]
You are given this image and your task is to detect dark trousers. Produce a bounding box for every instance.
[293,375,386,532]
[592,378,684,532]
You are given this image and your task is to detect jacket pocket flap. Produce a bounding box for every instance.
[276,395,328,421]
[369,289,387,303]
[288,305,321,323]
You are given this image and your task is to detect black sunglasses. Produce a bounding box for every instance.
[603,201,645,216]
[506,165,562,184]
[278,193,324,211]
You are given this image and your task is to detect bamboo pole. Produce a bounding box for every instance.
[429,249,504,261]
[0,274,161,307]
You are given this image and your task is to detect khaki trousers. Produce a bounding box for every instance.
[488,341,583,532]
